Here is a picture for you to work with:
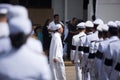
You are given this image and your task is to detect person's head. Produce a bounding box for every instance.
[77,22,86,32]
[85,21,94,33]
[71,17,78,26]
[97,24,103,38]
[54,14,59,24]
[34,26,42,35]
[93,18,104,31]
[115,21,120,38]
[102,24,109,39]
[107,21,118,37]
[7,5,28,21]
[8,17,32,49]
[55,24,63,34]
[0,8,8,22]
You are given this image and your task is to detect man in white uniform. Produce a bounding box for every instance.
[103,21,119,80]
[49,24,66,80]
[71,22,86,80]
[0,5,52,80]
[7,5,44,54]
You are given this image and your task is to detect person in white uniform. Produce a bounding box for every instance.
[0,5,52,80]
[71,22,86,80]
[7,5,44,54]
[49,24,66,80]
[103,21,119,80]
[108,21,120,80]
[83,21,94,80]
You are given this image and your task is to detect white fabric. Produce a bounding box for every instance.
[107,21,117,28]
[49,32,66,80]
[0,23,9,37]
[102,24,109,31]
[0,8,8,14]
[71,32,86,80]
[109,40,120,80]
[85,21,94,28]
[97,24,104,31]
[26,37,43,54]
[93,18,104,25]
[9,17,32,35]
[7,5,28,19]
[77,22,85,29]
[0,37,11,54]
[0,42,52,80]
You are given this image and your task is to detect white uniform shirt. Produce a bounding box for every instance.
[71,32,86,62]
[0,39,51,80]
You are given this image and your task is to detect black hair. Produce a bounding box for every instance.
[78,28,85,31]
[44,19,51,27]
[108,27,118,36]
[72,17,77,21]
[0,14,6,18]
[54,14,59,18]
[10,32,28,49]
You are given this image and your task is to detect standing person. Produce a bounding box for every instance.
[42,19,51,57]
[95,24,109,80]
[65,17,79,60]
[0,17,52,80]
[109,22,120,80]
[48,14,64,36]
[71,22,86,80]
[49,24,66,80]
[83,21,94,80]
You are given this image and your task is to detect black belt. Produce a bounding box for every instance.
[78,46,84,51]
[71,45,76,50]
[88,53,95,59]
[115,62,120,72]
[96,50,103,59]
[104,58,113,66]
[83,47,89,53]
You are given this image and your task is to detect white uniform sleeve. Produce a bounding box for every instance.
[70,37,76,60]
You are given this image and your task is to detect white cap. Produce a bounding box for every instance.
[77,22,85,29]
[102,24,109,31]
[9,18,32,35]
[7,5,28,19]
[97,24,103,31]
[107,21,117,28]
[0,4,12,9]
[0,23,9,37]
[54,24,62,30]
[115,20,120,27]
[85,21,94,28]
[0,8,8,14]
[93,18,104,25]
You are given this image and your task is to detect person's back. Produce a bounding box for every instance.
[0,43,51,80]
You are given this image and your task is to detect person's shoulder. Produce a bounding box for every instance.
[26,37,43,54]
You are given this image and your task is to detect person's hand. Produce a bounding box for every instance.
[53,58,58,63]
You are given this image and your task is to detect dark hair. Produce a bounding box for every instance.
[72,17,77,21]
[10,32,28,49]
[0,14,6,18]
[78,28,85,31]
[44,19,51,27]
[108,27,118,36]
[54,14,59,18]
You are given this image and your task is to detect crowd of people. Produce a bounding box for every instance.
[0,3,120,80]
